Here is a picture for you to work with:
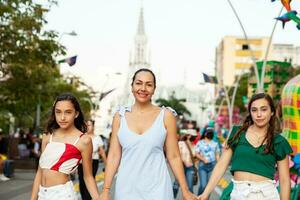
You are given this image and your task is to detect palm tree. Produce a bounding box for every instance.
[155,93,191,116]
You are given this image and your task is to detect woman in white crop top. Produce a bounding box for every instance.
[30,93,101,200]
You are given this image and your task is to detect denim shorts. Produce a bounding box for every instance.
[38,181,77,200]
[230,179,280,200]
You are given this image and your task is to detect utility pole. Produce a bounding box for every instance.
[36,85,42,128]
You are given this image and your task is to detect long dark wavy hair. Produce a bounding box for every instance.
[46,93,87,134]
[131,68,156,88]
[227,93,277,153]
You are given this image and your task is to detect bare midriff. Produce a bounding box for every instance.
[234,171,271,182]
[41,169,69,187]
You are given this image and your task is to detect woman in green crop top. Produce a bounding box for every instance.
[198,93,292,200]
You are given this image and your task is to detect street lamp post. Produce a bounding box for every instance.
[96,72,122,108]
[227,0,284,93]
[226,0,261,92]
[58,31,77,42]
[260,7,284,91]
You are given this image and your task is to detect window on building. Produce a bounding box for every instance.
[242,44,249,50]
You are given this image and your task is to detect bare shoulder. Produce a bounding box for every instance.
[41,133,50,143]
[163,108,177,130]
[164,108,176,120]
[40,133,51,151]
[79,134,92,145]
[111,113,121,128]
[113,112,121,121]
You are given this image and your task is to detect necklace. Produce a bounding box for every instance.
[246,130,266,147]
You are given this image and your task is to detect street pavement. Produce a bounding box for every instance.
[0,163,232,200]
[0,169,35,200]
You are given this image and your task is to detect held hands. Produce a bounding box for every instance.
[197,192,209,200]
[99,189,110,200]
[182,189,200,200]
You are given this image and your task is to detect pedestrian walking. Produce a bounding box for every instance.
[195,127,220,195]
[198,93,293,200]
[99,68,198,200]
[78,119,107,200]
[0,156,10,181]
[0,130,11,181]
[31,134,41,170]
[30,93,101,200]
[173,130,198,198]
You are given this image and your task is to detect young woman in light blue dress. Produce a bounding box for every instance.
[100,68,198,200]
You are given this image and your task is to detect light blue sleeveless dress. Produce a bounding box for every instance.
[114,106,176,200]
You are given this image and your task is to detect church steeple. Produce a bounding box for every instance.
[137,8,145,35]
[129,5,150,69]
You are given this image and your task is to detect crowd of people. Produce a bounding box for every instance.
[0,68,294,200]
[0,128,41,181]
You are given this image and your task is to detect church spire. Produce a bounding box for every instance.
[137,8,145,35]
[123,3,151,105]
[129,4,150,69]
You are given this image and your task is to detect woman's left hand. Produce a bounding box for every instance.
[182,189,199,200]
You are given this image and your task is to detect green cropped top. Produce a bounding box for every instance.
[228,126,293,180]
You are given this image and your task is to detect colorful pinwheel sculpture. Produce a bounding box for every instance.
[272,0,300,30]
[282,74,300,154]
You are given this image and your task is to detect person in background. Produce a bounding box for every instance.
[78,119,107,200]
[31,134,41,170]
[100,134,109,156]
[173,130,198,197]
[195,128,220,195]
[192,127,201,145]
[0,130,10,181]
[18,129,30,158]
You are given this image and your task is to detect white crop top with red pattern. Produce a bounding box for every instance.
[39,134,83,174]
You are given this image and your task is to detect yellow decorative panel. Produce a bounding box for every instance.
[235,63,252,69]
[236,39,262,45]
[235,50,262,57]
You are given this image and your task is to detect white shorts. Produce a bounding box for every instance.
[230,179,280,200]
[38,181,77,200]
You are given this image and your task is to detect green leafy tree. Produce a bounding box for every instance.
[155,93,191,116]
[0,0,92,131]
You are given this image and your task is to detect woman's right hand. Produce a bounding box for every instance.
[99,190,110,200]
[182,189,199,200]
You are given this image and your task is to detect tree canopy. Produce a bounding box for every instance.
[0,0,92,133]
[155,93,191,116]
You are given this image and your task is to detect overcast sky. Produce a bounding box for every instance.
[45,0,300,92]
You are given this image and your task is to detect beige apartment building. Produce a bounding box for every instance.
[215,36,300,87]
[215,36,271,86]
